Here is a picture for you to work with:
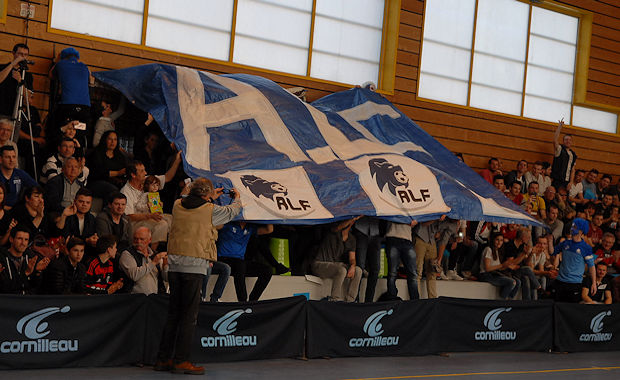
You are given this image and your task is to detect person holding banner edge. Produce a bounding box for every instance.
[155,178,241,375]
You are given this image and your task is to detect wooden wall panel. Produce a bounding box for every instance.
[0,0,618,182]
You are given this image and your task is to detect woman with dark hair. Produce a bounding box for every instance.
[10,186,50,238]
[87,130,128,198]
[478,232,521,300]
[0,182,16,245]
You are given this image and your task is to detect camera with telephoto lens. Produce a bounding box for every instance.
[18,59,35,71]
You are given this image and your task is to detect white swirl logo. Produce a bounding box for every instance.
[484,307,511,331]
[16,306,71,339]
[363,309,393,337]
[212,309,252,336]
[590,311,611,333]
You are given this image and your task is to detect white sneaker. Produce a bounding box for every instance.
[447,270,464,281]
[437,270,448,280]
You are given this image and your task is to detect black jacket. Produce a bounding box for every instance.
[0,248,43,294]
[39,255,86,295]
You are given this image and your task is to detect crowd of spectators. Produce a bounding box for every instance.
[0,44,618,306]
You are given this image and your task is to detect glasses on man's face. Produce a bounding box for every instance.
[559,193,567,197]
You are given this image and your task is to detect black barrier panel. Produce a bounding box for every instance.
[144,295,306,363]
[554,303,620,352]
[0,294,148,369]
[436,297,553,352]
[306,299,437,358]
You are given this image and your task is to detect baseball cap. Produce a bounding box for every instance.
[60,47,80,60]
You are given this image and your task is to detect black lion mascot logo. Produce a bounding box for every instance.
[369,158,409,195]
[240,175,288,200]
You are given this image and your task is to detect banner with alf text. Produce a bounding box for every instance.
[306,299,437,358]
[144,295,306,363]
[0,294,147,369]
[436,297,553,352]
[554,303,620,352]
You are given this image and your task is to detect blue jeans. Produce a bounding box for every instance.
[386,237,419,300]
[479,271,521,299]
[353,229,381,303]
[201,261,231,302]
[509,266,541,301]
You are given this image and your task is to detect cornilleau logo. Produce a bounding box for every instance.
[1,306,78,354]
[474,308,516,341]
[201,309,257,348]
[579,311,613,342]
[349,309,399,348]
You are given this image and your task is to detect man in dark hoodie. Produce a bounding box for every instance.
[40,237,87,294]
[0,226,50,294]
[155,178,241,375]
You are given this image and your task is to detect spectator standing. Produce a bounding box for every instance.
[352,217,382,302]
[551,218,596,302]
[384,221,420,300]
[92,96,126,148]
[413,216,445,299]
[0,43,33,118]
[50,47,92,129]
[551,120,577,190]
[155,178,241,374]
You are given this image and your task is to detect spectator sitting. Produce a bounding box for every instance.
[133,127,164,174]
[479,157,502,184]
[505,181,523,205]
[0,119,19,165]
[582,169,599,202]
[554,187,576,222]
[603,205,618,234]
[596,174,612,200]
[581,262,612,304]
[39,237,87,295]
[84,234,123,294]
[539,162,552,195]
[504,160,528,194]
[41,137,89,184]
[580,201,597,222]
[502,227,541,300]
[217,221,274,302]
[567,169,586,207]
[92,96,126,147]
[58,120,86,158]
[201,260,231,303]
[593,232,617,274]
[0,182,16,246]
[551,120,577,190]
[44,157,85,215]
[0,145,36,208]
[534,204,563,244]
[527,234,557,298]
[50,47,92,129]
[87,130,128,198]
[118,227,167,295]
[524,161,544,195]
[493,175,505,193]
[311,218,362,302]
[120,156,181,251]
[0,226,50,294]
[95,192,131,252]
[551,218,596,303]
[521,182,546,221]
[56,187,98,256]
[384,221,420,300]
[478,232,520,300]
[586,213,604,247]
[11,185,50,238]
[597,193,613,223]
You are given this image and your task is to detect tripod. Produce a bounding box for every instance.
[10,65,38,182]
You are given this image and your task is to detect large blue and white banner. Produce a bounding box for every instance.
[94,64,540,225]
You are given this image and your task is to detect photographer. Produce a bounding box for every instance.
[0,44,33,118]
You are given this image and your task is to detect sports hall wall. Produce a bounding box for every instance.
[0,0,618,177]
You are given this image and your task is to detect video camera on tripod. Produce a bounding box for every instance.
[17,59,35,71]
